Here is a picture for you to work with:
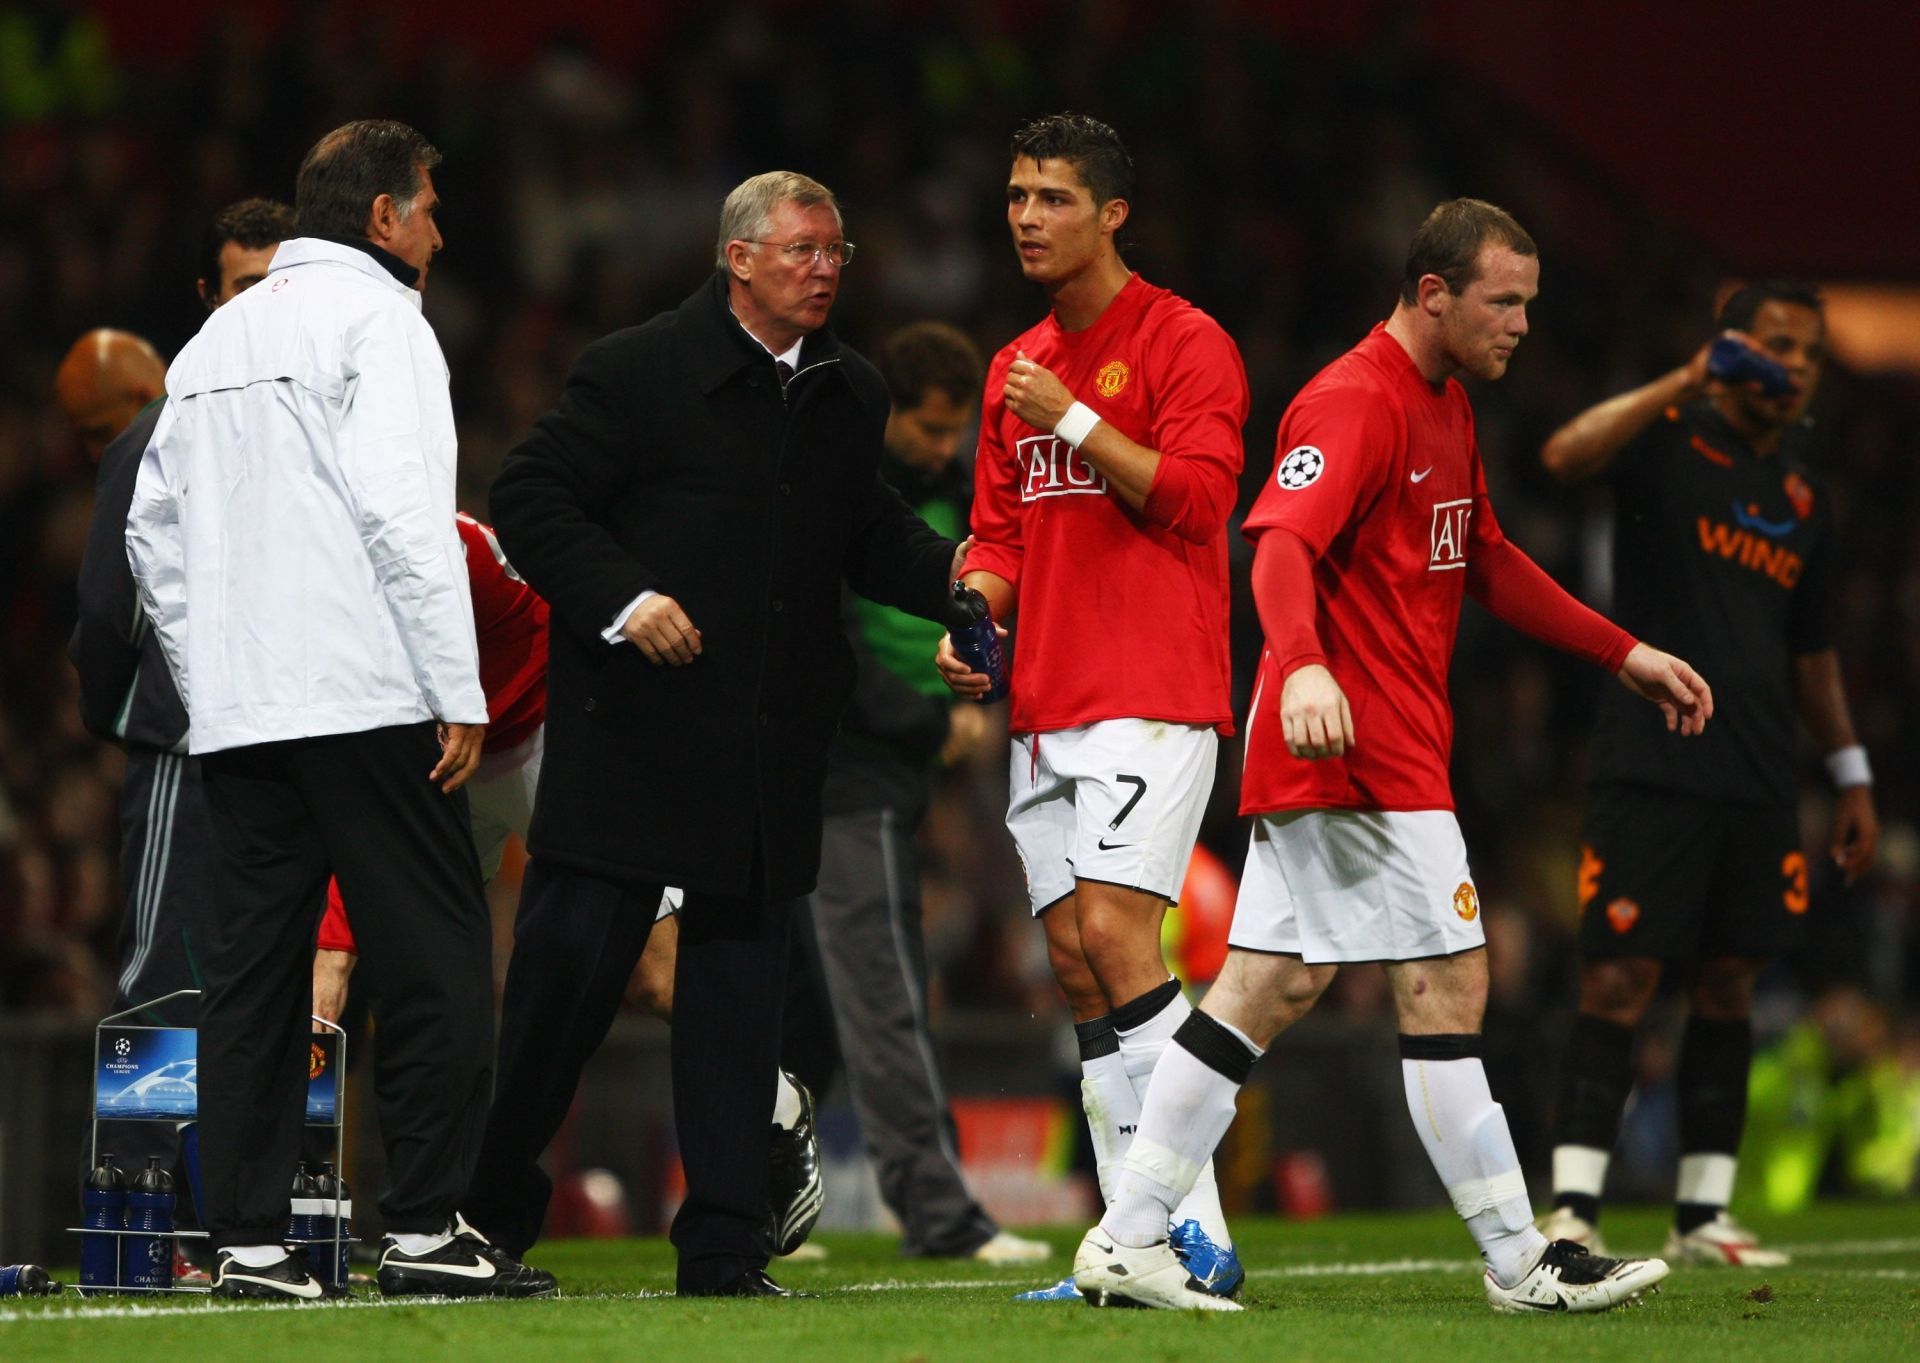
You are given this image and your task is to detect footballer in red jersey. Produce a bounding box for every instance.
[936,114,1247,1296]
[1074,201,1711,1315]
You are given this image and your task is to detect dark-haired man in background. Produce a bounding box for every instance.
[935,113,1247,1300]
[1538,282,1878,1267]
[129,121,550,1301]
[784,321,1047,1266]
[1073,199,1706,1313]
[73,198,295,1020]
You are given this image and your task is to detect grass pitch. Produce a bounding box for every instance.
[5,1201,1914,1362]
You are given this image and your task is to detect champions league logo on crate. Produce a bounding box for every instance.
[96,1027,198,1118]
[95,1027,340,1122]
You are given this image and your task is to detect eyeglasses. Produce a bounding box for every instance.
[744,239,857,268]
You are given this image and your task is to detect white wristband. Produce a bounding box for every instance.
[1825,744,1872,789]
[1053,401,1101,450]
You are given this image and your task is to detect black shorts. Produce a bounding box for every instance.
[1575,783,1807,962]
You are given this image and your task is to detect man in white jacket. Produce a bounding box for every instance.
[127,119,552,1301]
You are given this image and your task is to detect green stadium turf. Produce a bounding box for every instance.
[5,1202,1914,1362]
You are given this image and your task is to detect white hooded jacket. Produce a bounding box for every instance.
[127,237,486,754]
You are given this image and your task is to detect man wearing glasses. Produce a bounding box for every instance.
[480,171,965,1297]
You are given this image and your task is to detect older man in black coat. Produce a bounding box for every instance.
[473,171,964,1297]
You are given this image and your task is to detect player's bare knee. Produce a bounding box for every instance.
[1689,956,1760,1019]
[1578,956,1660,1026]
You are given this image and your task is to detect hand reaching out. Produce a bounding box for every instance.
[1615,642,1713,735]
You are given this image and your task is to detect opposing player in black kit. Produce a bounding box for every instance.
[1538,281,1879,1266]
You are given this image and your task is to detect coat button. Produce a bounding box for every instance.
[758,711,770,726]
[780,481,792,496]
[584,698,596,713]
[771,598,784,613]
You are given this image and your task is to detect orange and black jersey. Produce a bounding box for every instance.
[1589,400,1832,808]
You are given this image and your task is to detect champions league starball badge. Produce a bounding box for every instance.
[1277,445,1325,490]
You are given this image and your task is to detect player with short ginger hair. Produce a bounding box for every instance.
[936,112,1248,1300]
[1072,199,1710,1313]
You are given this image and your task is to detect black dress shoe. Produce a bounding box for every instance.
[679,1268,815,1299]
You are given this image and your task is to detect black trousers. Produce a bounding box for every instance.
[81,747,215,1214]
[196,721,493,1248]
[466,857,793,1293]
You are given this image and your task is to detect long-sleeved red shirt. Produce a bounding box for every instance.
[1240,325,1633,815]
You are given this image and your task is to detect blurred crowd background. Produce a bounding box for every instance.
[1,0,1915,1209]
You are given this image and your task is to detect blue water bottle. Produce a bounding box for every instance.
[946,582,1009,703]
[313,1162,353,1289]
[1706,335,1793,396]
[0,1264,59,1296]
[288,1162,322,1253]
[80,1154,126,1295]
[124,1156,175,1293]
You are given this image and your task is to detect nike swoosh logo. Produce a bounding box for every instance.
[224,1270,322,1297]
[1091,1240,1116,1255]
[398,1256,498,1279]
[1515,1296,1569,1312]
[1096,838,1134,851]
[1410,467,1434,482]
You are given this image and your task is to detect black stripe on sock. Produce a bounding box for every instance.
[1174,1011,1259,1085]
[1397,1032,1484,1061]
[1111,976,1181,1033]
[1074,1014,1120,1061]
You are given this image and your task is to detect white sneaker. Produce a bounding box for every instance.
[972,1230,1051,1265]
[1485,1240,1668,1314]
[1070,1227,1243,1312]
[1664,1213,1790,1267]
[1539,1205,1608,1256]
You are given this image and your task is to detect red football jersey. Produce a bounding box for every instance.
[967,275,1247,735]
[1240,325,1502,814]
[458,512,548,754]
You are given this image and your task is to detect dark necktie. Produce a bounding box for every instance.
[775,359,794,392]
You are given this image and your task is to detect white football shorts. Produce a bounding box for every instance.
[468,723,678,921]
[1229,809,1485,962]
[1006,719,1218,916]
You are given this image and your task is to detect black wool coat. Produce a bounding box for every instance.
[489,274,957,899]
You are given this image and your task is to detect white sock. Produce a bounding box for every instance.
[1552,1144,1611,1202]
[1080,1043,1142,1208]
[1401,1051,1546,1289]
[389,1230,454,1255]
[1102,1020,1255,1250]
[1115,979,1234,1248]
[1676,1152,1736,1209]
[223,1243,290,1268]
[773,1071,804,1129]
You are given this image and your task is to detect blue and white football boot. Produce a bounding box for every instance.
[1012,1275,1084,1302]
[1168,1219,1244,1298]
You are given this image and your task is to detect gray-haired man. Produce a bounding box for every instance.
[474,171,966,1296]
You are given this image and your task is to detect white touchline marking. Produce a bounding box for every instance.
[9,1235,1915,1321]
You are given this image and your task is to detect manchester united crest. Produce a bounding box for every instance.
[1095,359,1130,398]
[1452,882,1479,922]
[309,1042,327,1080]
[1606,897,1641,934]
